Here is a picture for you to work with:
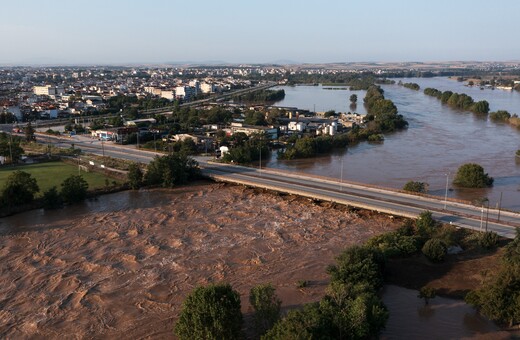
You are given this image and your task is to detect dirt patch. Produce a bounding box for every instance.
[0,182,403,339]
[386,246,504,299]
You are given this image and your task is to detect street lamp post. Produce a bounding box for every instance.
[444,172,450,210]
[480,206,484,232]
[340,160,344,191]
[485,200,490,232]
[259,141,262,173]
[497,191,503,221]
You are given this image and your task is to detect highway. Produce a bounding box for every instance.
[27,133,520,239]
[199,162,519,239]
[138,82,278,115]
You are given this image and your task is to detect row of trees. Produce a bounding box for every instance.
[400,82,420,91]
[0,170,89,211]
[233,89,285,103]
[174,283,282,339]
[127,153,200,190]
[423,87,490,114]
[364,85,408,132]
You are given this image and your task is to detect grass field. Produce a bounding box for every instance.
[0,161,119,197]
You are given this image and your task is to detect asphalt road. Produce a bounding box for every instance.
[33,133,520,239]
[198,161,520,239]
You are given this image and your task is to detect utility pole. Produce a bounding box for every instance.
[444,172,450,210]
[497,191,503,221]
[8,133,13,165]
[259,139,262,173]
[480,206,484,232]
[485,200,490,232]
[340,160,344,191]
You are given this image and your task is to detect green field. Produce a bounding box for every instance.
[0,161,119,197]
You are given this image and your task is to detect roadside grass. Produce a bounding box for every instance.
[0,161,119,197]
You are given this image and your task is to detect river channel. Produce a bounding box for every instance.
[269,78,520,211]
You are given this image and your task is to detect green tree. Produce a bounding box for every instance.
[490,110,511,121]
[453,163,494,188]
[0,137,24,164]
[42,186,63,209]
[1,170,39,207]
[144,153,199,187]
[24,122,36,142]
[127,163,144,189]
[174,284,243,340]
[415,211,436,240]
[466,263,520,327]
[249,283,281,335]
[349,94,358,104]
[244,111,267,126]
[60,175,89,203]
[326,246,386,290]
[504,228,520,265]
[403,181,428,193]
[422,238,447,262]
[471,100,490,114]
[418,286,436,305]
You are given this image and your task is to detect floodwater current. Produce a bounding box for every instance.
[269,78,520,211]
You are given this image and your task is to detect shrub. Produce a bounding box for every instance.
[366,231,419,257]
[42,186,63,209]
[415,211,437,241]
[127,162,144,189]
[174,283,243,340]
[249,283,281,336]
[422,239,447,262]
[296,280,309,288]
[403,181,428,193]
[418,286,436,305]
[478,231,499,250]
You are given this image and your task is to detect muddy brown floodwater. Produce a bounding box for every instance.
[0,182,402,338]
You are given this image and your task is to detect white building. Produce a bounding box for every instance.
[288,121,306,132]
[160,90,175,101]
[175,86,195,100]
[200,82,216,94]
[33,85,64,97]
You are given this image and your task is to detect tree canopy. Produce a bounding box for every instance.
[174,283,243,339]
[60,175,89,203]
[453,163,494,188]
[1,170,39,207]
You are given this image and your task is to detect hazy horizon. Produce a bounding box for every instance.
[2,0,519,65]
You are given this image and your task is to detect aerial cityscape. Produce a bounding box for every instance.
[1,1,520,339]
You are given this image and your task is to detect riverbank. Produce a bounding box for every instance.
[0,181,514,338]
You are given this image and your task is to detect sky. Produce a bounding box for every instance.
[1,0,519,65]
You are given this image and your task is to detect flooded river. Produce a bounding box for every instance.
[382,285,511,339]
[269,78,520,211]
[0,186,510,338]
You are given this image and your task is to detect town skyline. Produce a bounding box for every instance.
[1,0,520,65]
